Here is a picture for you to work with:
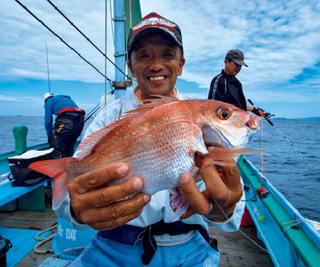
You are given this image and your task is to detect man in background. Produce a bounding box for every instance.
[44,93,85,158]
[208,49,264,116]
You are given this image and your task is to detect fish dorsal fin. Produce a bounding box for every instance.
[76,95,179,160]
[112,95,179,127]
[121,95,179,119]
[76,126,117,160]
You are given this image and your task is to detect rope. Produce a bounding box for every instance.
[280,218,307,234]
[46,0,128,79]
[34,224,57,254]
[14,0,111,82]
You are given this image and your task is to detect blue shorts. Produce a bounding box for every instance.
[70,231,220,267]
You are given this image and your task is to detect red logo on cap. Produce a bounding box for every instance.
[133,12,175,35]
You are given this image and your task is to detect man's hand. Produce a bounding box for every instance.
[68,162,151,230]
[179,159,242,221]
[251,107,265,117]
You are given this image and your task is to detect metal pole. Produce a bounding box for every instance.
[113,0,126,100]
[105,0,108,106]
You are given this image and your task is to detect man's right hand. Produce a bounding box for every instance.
[68,162,151,230]
[251,107,265,117]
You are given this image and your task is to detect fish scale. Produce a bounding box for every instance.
[29,97,260,218]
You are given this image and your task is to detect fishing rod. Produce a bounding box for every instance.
[84,103,100,123]
[84,87,116,123]
[248,99,319,176]
[45,36,51,93]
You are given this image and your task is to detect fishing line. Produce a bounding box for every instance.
[84,103,100,123]
[212,200,270,254]
[269,122,319,176]
[173,198,270,265]
[248,99,319,176]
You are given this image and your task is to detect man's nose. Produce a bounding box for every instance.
[149,56,164,71]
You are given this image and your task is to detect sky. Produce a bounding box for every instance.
[0,0,320,118]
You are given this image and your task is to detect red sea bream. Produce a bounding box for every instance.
[30,96,260,219]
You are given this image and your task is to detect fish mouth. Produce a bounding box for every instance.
[246,114,260,131]
[202,126,232,150]
[205,141,230,151]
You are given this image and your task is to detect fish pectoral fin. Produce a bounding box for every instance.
[169,188,189,222]
[200,147,263,168]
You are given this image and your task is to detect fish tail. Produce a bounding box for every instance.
[29,158,76,210]
[196,148,264,168]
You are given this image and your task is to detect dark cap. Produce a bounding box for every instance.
[226,49,248,67]
[127,12,183,56]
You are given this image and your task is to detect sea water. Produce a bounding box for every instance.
[247,119,320,222]
[0,116,319,221]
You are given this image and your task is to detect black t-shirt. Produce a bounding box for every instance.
[208,70,247,111]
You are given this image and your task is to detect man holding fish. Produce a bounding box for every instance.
[32,12,260,266]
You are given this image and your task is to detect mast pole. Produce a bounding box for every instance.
[113,0,127,100]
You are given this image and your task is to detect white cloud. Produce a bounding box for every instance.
[0,93,42,103]
[0,0,320,117]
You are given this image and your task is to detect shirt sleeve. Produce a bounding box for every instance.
[54,194,91,230]
[208,78,216,99]
[198,174,245,232]
[203,193,245,232]
[213,78,225,102]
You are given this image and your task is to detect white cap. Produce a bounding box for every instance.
[44,92,54,100]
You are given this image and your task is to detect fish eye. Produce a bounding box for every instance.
[216,107,232,120]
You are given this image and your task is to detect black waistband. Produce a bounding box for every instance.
[99,220,217,265]
[57,112,84,119]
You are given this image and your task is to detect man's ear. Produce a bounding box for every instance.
[178,58,185,76]
[127,61,135,77]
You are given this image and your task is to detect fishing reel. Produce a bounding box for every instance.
[264,112,274,120]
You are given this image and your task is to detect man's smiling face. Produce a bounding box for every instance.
[127,33,185,100]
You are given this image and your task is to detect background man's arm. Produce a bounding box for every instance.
[44,101,53,140]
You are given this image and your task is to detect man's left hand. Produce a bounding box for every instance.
[179,159,242,221]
